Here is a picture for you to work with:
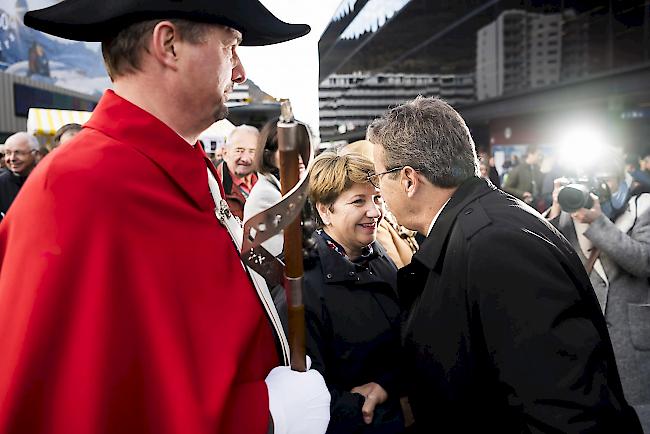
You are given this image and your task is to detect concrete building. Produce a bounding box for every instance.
[476,10,563,101]
[319,72,474,140]
[0,72,98,142]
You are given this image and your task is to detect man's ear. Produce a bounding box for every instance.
[315,202,331,226]
[401,166,419,198]
[150,21,179,70]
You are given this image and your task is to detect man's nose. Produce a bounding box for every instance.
[232,57,246,84]
[239,151,254,162]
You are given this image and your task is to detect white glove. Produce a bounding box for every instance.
[265,356,330,434]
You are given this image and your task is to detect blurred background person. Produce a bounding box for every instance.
[0,132,39,219]
[625,153,650,190]
[478,150,500,188]
[35,146,49,163]
[244,119,312,257]
[244,120,285,257]
[540,154,564,213]
[216,124,259,220]
[478,160,490,180]
[640,152,650,175]
[212,144,225,166]
[305,152,404,434]
[53,123,83,148]
[547,149,650,432]
[503,145,544,208]
[0,144,6,173]
[341,140,418,268]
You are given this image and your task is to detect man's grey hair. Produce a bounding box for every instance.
[226,124,259,148]
[367,96,479,188]
[5,132,40,152]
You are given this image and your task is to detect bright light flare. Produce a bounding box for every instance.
[555,125,611,175]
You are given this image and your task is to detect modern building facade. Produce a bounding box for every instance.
[318,0,650,155]
[477,10,564,100]
[0,71,98,141]
[319,72,474,139]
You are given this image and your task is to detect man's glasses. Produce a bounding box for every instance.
[367,166,405,188]
[4,150,35,158]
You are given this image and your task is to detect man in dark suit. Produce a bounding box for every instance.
[366,96,642,433]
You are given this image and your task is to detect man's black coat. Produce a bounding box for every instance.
[399,177,642,433]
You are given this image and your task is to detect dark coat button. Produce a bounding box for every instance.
[464,208,473,215]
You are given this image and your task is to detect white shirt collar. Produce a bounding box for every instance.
[427,198,451,236]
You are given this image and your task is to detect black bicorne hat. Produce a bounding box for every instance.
[24,0,310,46]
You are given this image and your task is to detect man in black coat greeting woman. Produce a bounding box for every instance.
[366,96,642,434]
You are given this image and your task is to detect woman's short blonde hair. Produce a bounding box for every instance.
[308,151,374,225]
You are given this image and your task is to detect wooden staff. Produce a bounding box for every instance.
[277,101,306,372]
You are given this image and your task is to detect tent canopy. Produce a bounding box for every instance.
[198,119,235,154]
[27,108,92,136]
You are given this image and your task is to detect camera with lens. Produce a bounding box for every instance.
[557,178,612,213]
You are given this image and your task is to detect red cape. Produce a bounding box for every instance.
[0,91,279,434]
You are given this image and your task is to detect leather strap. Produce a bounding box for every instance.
[206,167,290,366]
[585,247,601,275]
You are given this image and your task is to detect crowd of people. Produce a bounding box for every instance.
[477,144,650,215]
[0,123,80,219]
[0,1,648,434]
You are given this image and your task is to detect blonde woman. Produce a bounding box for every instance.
[305,152,404,434]
[340,140,418,267]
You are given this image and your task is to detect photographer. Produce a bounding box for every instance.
[547,152,650,431]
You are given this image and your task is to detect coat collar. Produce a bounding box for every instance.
[85,90,215,211]
[314,231,388,285]
[413,177,495,270]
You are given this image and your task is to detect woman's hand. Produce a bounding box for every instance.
[351,382,388,425]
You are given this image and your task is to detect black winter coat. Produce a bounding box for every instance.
[399,177,642,434]
[305,233,404,434]
[0,171,26,220]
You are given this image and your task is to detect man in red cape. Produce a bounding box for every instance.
[0,1,330,433]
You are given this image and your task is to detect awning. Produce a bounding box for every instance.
[27,108,93,136]
[199,119,235,140]
[198,119,236,153]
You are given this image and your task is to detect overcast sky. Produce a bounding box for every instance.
[238,0,344,138]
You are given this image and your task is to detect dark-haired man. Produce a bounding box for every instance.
[0,2,329,434]
[367,96,642,433]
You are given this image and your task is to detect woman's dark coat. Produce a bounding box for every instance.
[305,233,404,434]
